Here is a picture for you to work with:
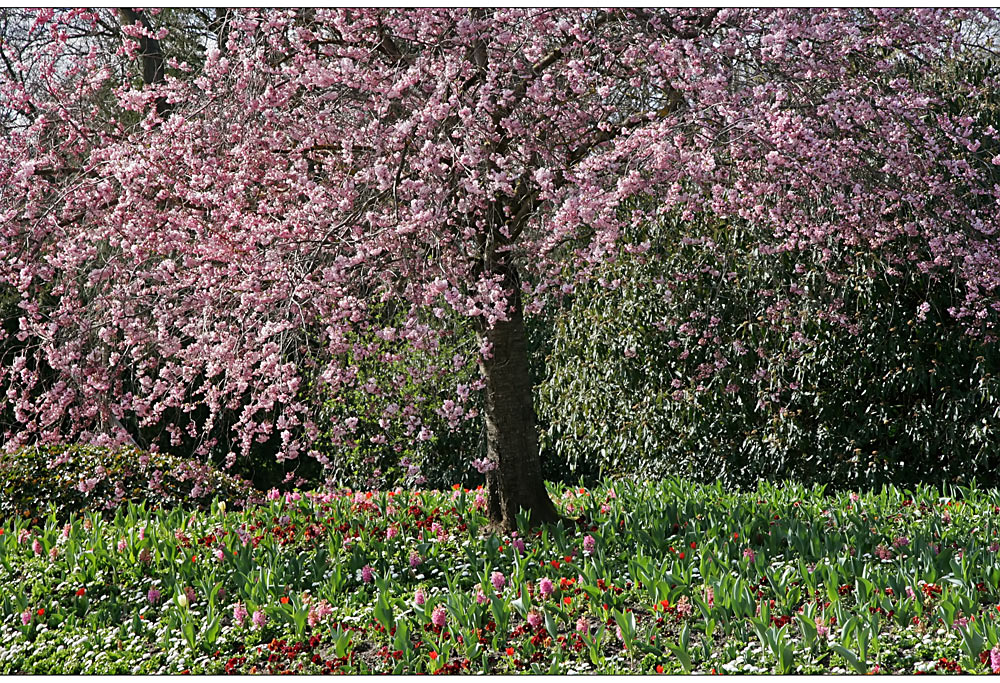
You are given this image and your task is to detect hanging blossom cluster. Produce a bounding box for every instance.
[0,8,998,465]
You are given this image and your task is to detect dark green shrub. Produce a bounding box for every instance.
[539,214,1000,490]
[310,304,484,490]
[0,444,258,524]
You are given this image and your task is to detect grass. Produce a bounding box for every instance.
[2,476,999,674]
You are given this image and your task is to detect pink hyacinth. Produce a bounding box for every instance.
[252,610,267,629]
[539,577,555,597]
[409,551,422,568]
[18,529,29,545]
[361,565,374,583]
[31,538,42,555]
[583,535,596,554]
[62,524,71,540]
[990,645,1000,674]
[138,547,152,564]
[20,609,31,626]
[308,600,334,627]
[214,548,225,562]
[892,536,910,549]
[184,586,197,604]
[147,587,161,605]
[49,547,58,561]
[743,548,756,563]
[816,619,829,639]
[526,611,543,630]
[512,538,526,553]
[431,605,447,628]
[386,526,398,540]
[117,538,127,553]
[491,571,506,592]
[414,588,426,606]
[905,586,917,600]
[233,602,248,627]
[576,616,590,633]
[475,586,489,605]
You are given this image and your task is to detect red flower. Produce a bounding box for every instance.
[37,608,44,616]
[655,665,664,674]
[678,552,685,560]
[563,597,572,605]
[191,555,197,563]
[690,541,697,549]
[429,651,438,660]
[505,648,515,656]
[551,560,561,569]
[75,587,86,597]
[280,596,289,604]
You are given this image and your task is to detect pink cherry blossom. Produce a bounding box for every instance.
[2,9,998,525]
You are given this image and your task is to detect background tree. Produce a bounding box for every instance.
[2,9,999,529]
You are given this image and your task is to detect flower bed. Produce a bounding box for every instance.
[1,477,999,673]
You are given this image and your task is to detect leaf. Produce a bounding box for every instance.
[830,644,867,674]
[796,613,818,647]
[544,610,558,640]
[665,641,693,673]
[374,594,393,631]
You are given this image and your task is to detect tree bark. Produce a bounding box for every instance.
[478,264,560,531]
[117,8,169,117]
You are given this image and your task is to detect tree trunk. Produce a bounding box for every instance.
[117,8,170,117]
[478,264,560,531]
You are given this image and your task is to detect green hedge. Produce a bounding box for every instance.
[539,214,1000,490]
[0,444,258,524]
